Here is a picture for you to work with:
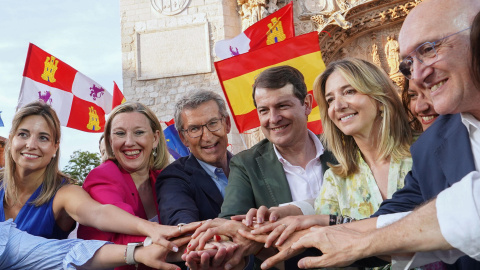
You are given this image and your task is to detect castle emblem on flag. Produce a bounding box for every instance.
[87,106,100,131]
[266,18,286,45]
[38,90,53,105]
[41,56,59,83]
[89,84,105,101]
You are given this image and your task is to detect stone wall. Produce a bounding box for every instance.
[119,0,245,153]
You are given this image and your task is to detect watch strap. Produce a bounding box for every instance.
[126,242,143,265]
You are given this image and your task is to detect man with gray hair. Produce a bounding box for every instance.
[155,90,232,226]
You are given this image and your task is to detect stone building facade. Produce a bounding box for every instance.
[119,0,421,154]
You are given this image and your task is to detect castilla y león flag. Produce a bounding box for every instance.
[215,31,325,134]
[18,43,112,133]
[215,1,294,60]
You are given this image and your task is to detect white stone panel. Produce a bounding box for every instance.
[136,22,211,80]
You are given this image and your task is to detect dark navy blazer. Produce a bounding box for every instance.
[374,114,479,269]
[156,153,227,226]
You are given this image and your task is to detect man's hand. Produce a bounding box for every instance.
[189,218,263,269]
[258,229,310,269]
[291,225,369,269]
[183,241,239,270]
[248,215,327,248]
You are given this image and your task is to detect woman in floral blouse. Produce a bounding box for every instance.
[313,58,413,221]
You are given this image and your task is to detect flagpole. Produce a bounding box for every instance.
[239,133,248,150]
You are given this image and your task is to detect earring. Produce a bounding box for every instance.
[379,106,384,118]
[52,154,56,158]
[153,148,157,158]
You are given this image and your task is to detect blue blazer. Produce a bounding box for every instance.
[375,114,478,269]
[156,154,227,225]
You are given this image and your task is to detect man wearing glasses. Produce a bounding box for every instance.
[267,0,480,269]
[156,90,233,226]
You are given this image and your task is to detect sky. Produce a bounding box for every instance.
[0,1,123,169]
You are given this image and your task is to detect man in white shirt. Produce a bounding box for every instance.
[283,0,480,269]
[220,65,335,220]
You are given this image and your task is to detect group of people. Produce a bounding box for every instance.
[1,0,479,269]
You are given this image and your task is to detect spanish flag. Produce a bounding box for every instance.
[215,2,294,60]
[214,31,325,134]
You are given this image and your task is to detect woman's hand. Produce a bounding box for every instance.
[142,222,201,252]
[249,215,328,248]
[231,205,303,228]
[136,236,191,269]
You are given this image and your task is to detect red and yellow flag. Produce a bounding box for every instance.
[112,81,126,109]
[19,43,113,133]
[215,2,294,60]
[214,31,325,134]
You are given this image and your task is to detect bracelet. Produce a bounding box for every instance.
[329,215,337,226]
[329,215,356,225]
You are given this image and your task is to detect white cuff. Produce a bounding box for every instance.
[279,199,315,215]
[376,211,411,228]
[437,171,480,260]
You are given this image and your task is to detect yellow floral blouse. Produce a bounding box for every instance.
[315,153,413,220]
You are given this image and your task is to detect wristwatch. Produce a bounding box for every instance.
[126,242,143,265]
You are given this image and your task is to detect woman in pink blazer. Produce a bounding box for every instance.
[78,102,186,270]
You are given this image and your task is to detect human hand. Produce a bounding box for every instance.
[259,229,310,269]
[145,221,201,252]
[231,205,303,228]
[250,215,327,248]
[189,218,263,270]
[291,225,368,268]
[135,236,191,269]
[183,241,239,270]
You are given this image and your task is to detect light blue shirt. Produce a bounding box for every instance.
[197,158,229,197]
[0,219,109,270]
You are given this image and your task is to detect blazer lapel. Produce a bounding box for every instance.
[185,155,224,205]
[436,114,476,186]
[255,142,293,206]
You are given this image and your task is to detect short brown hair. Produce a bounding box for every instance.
[252,66,307,107]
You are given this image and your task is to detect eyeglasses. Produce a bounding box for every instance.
[182,117,225,138]
[399,27,471,79]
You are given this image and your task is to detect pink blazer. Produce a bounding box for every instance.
[78,160,161,250]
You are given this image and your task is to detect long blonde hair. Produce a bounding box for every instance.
[314,58,413,177]
[104,102,169,171]
[0,101,73,206]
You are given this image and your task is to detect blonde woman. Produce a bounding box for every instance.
[0,101,196,270]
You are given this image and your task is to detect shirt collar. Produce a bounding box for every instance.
[273,130,325,164]
[461,113,480,135]
[195,151,232,176]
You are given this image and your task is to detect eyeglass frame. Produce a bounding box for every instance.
[181,116,226,138]
[398,27,471,80]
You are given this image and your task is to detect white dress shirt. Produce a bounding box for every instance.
[382,113,480,268]
[274,130,324,215]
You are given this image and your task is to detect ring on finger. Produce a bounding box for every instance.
[281,224,287,229]
[177,223,187,233]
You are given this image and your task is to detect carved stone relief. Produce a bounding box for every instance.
[235,0,421,146]
[151,0,191,16]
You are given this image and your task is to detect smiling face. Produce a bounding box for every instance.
[324,70,381,139]
[10,115,59,177]
[407,81,439,130]
[255,83,312,150]
[179,100,231,168]
[110,112,159,174]
[399,0,480,118]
